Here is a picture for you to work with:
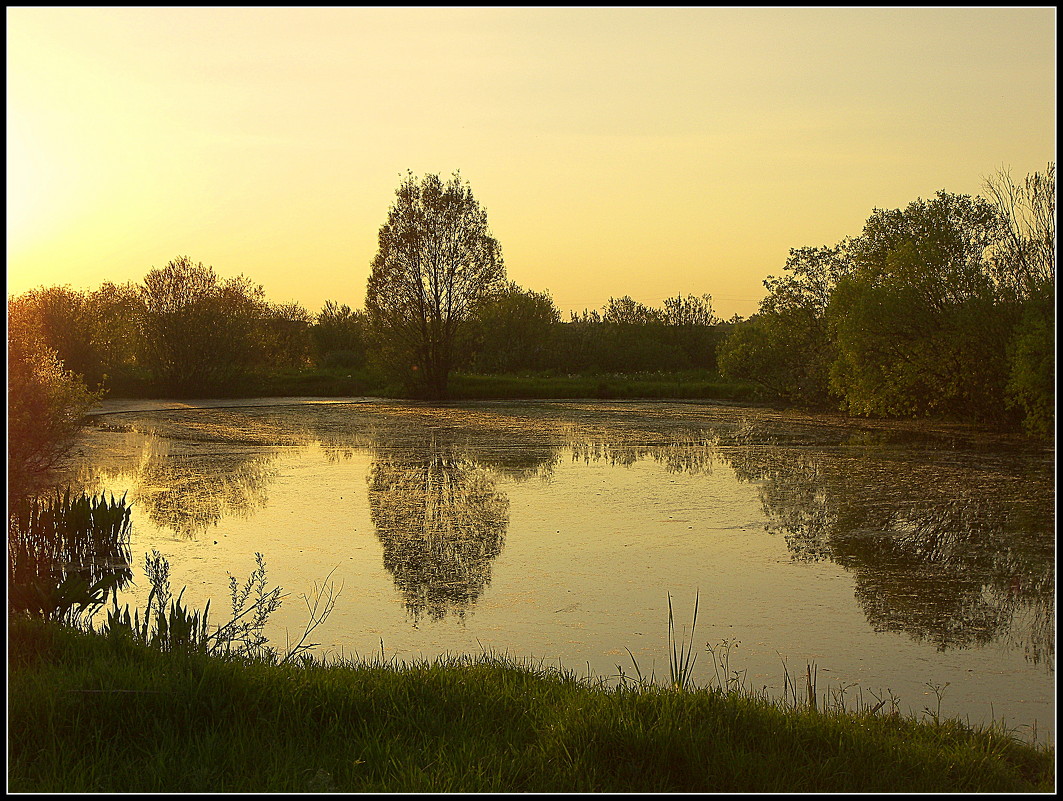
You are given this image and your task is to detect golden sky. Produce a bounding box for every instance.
[6,7,1056,320]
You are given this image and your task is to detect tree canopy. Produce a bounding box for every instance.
[717,164,1055,436]
[138,256,268,396]
[365,171,506,399]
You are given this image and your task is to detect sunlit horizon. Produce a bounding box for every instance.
[6,7,1056,321]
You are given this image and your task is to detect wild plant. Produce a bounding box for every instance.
[866,686,901,717]
[922,680,951,725]
[279,566,343,665]
[102,550,210,652]
[614,591,700,691]
[780,654,820,709]
[8,489,133,625]
[705,637,745,694]
[667,590,699,690]
[210,552,284,659]
[101,550,340,663]
[27,571,125,628]
[617,648,652,689]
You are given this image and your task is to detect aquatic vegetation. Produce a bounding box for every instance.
[8,489,133,625]
[667,590,699,690]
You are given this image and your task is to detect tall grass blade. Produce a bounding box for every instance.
[667,590,699,690]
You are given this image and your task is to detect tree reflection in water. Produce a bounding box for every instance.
[569,430,719,475]
[367,442,508,623]
[138,449,279,538]
[74,427,281,539]
[339,409,571,623]
[69,403,1053,667]
[722,445,1054,668]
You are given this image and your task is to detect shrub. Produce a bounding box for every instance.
[8,300,103,501]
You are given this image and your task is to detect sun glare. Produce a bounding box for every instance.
[5,112,64,257]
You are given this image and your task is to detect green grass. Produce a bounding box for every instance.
[101,365,759,402]
[446,369,758,401]
[243,367,758,402]
[240,366,389,398]
[8,617,1054,793]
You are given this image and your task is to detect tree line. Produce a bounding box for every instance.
[717,164,1054,438]
[8,259,729,395]
[7,164,1054,497]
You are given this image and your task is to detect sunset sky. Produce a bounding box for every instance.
[6,6,1056,320]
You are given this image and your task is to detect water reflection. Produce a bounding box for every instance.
[75,425,282,539]
[367,440,509,623]
[570,432,719,474]
[69,402,1053,667]
[137,447,280,539]
[722,445,1054,668]
[328,408,566,621]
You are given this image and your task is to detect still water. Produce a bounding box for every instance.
[67,398,1055,743]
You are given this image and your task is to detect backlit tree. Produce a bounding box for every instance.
[365,171,505,399]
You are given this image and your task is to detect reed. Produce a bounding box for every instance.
[667,590,699,690]
[8,489,133,625]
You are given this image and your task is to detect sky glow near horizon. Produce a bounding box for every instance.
[5,7,1056,320]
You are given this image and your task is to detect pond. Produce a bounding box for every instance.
[66,398,1055,743]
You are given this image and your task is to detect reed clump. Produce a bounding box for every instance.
[7,489,134,626]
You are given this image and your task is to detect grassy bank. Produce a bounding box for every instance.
[106,366,760,403]
[445,369,759,401]
[8,617,1053,793]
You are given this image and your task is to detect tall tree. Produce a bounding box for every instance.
[827,191,1006,420]
[717,245,848,406]
[466,281,561,373]
[260,301,315,368]
[312,300,368,367]
[139,256,267,396]
[13,285,102,387]
[601,295,663,326]
[365,171,505,399]
[983,163,1055,437]
[662,293,719,328]
[982,162,1055,300]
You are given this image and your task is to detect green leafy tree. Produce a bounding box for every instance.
[1004,303,1054,438]
[599,296,672,371]
[13,282,146,394]
[601,295,664,326]
[261,301,315,368]
[12,286,103,387]
[661,292,722,371]
[983,163,1055,300]
[718,246,847,406]
[984,164,1055,438]
[466,281,561,373]
[312,300,368,368]
[89,281,145,391]
[365,171,505,399]
[662,293,719,327]
[827,191,1007,420]
[138,256,267,396]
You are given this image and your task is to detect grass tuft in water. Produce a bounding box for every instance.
[667,590,699,690]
